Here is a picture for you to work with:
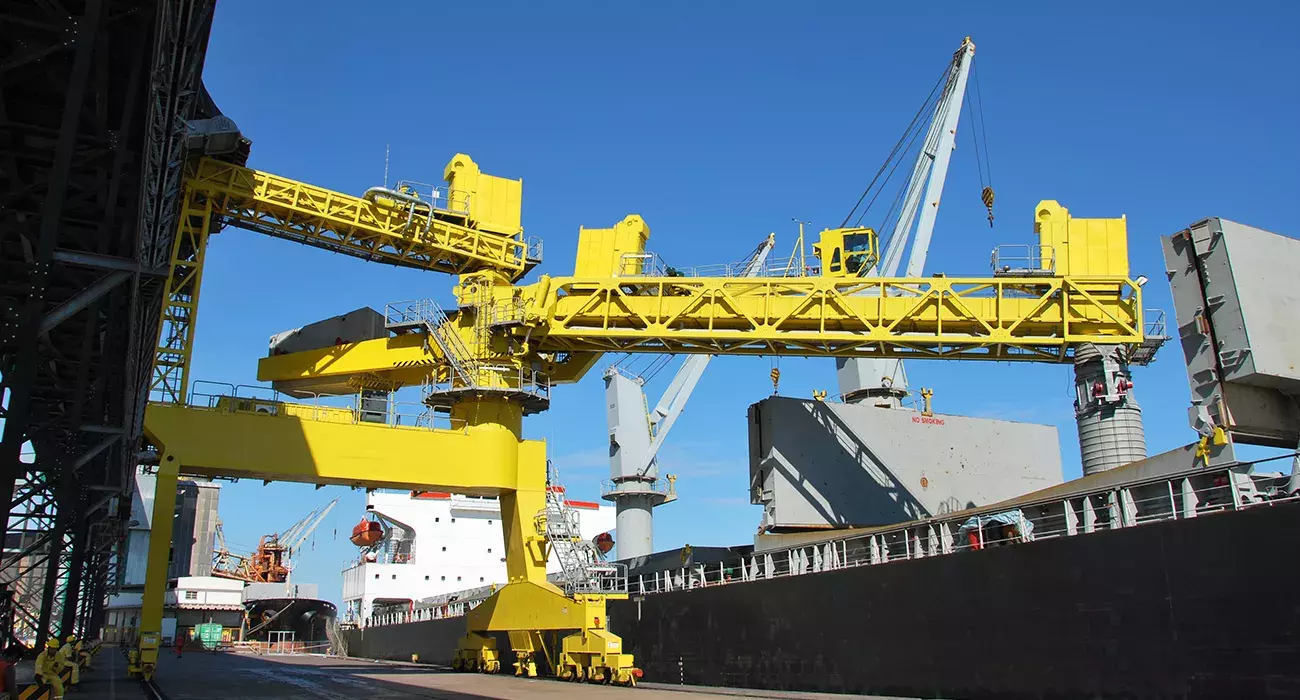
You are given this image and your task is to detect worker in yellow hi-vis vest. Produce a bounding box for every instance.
[35,639,64,699]
[75,638,90,671]
[57,635,79,687]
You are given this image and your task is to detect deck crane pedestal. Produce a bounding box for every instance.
[603,234,777,560]
[133,117,1155,684]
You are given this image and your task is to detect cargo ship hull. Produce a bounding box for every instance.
[343,501,1300,699]
[245,597,337,645]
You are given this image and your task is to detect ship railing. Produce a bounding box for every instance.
[360,563,629,628]
[364,596,491,628]
[353,459,1300,626]
[623,459,1300,595]
[184,381,469,433]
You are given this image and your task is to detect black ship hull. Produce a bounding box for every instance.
[245,597,337,645]
[343,501,1300,699]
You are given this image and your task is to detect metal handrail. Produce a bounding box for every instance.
[1145,308,1168,338]
[525,236,543,263]
[384,298,479,388]
[620,252,823,279]
[180,382,469,433]
[600,478,673,498]
[616,253,670,277]
[991,244,1056,276]
[391,179,471,217]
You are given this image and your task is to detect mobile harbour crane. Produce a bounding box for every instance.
[131,114,1154,684]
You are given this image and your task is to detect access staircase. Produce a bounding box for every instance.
[541,463,626,596]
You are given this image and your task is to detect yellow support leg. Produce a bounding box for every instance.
[142,385,643,682]
[451,432,640,685]
[128,456,179,681]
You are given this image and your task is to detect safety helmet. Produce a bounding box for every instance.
[65,635,76,643]
[46,639,59,649]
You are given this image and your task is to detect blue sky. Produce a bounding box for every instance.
[190,1,1299,606]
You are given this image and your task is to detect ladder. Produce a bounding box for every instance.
[541,462,624,595]
[385,299,478,388]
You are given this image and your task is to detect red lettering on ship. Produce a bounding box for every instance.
[912,415,946,426]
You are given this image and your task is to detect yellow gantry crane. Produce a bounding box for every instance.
[132,124,1149,684]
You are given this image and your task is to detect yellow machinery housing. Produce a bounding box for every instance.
[133,147,1148,685]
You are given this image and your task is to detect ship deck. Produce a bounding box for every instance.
[142,650,911,699]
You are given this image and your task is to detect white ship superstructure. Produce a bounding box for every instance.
[342,489,615,625]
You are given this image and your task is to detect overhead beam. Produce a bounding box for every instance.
[39,270,130,334]
[143,402,545,495]
[53,249,168,276]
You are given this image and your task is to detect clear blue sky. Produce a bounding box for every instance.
[192,1,1299,606]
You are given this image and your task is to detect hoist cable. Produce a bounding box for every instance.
[854,90,941,231]
[840,67,949,228]
[973,62,993,184]
[966,91,987,188]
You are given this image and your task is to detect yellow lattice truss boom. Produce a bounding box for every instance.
[188,157,536,279]
[528,274,1142,362]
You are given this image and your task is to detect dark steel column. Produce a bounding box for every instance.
[59,509,90,636]
[33,513,68,650]
[0,0,104,552]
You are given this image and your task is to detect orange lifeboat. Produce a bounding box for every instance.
[350,519,383,547]
[593,532,615,555]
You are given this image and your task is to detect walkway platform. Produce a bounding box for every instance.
[146,651,911,699]
[15,646,147,700]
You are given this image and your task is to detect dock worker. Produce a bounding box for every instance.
[76,638,91,671]
[35,639,64,699]
[57,635,79,688]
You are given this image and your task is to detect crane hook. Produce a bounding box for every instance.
[981,186,995,228]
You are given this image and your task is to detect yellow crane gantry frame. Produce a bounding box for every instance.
[132,147,1148,685]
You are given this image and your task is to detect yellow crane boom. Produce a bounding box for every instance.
[187,157,537,277]
[255,203,1146,396]
[149,153,538,404]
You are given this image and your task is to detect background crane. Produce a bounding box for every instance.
[837,37,982,406]
[210,498,338,584]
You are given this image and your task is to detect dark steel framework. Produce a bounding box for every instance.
[0,0,216,649]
